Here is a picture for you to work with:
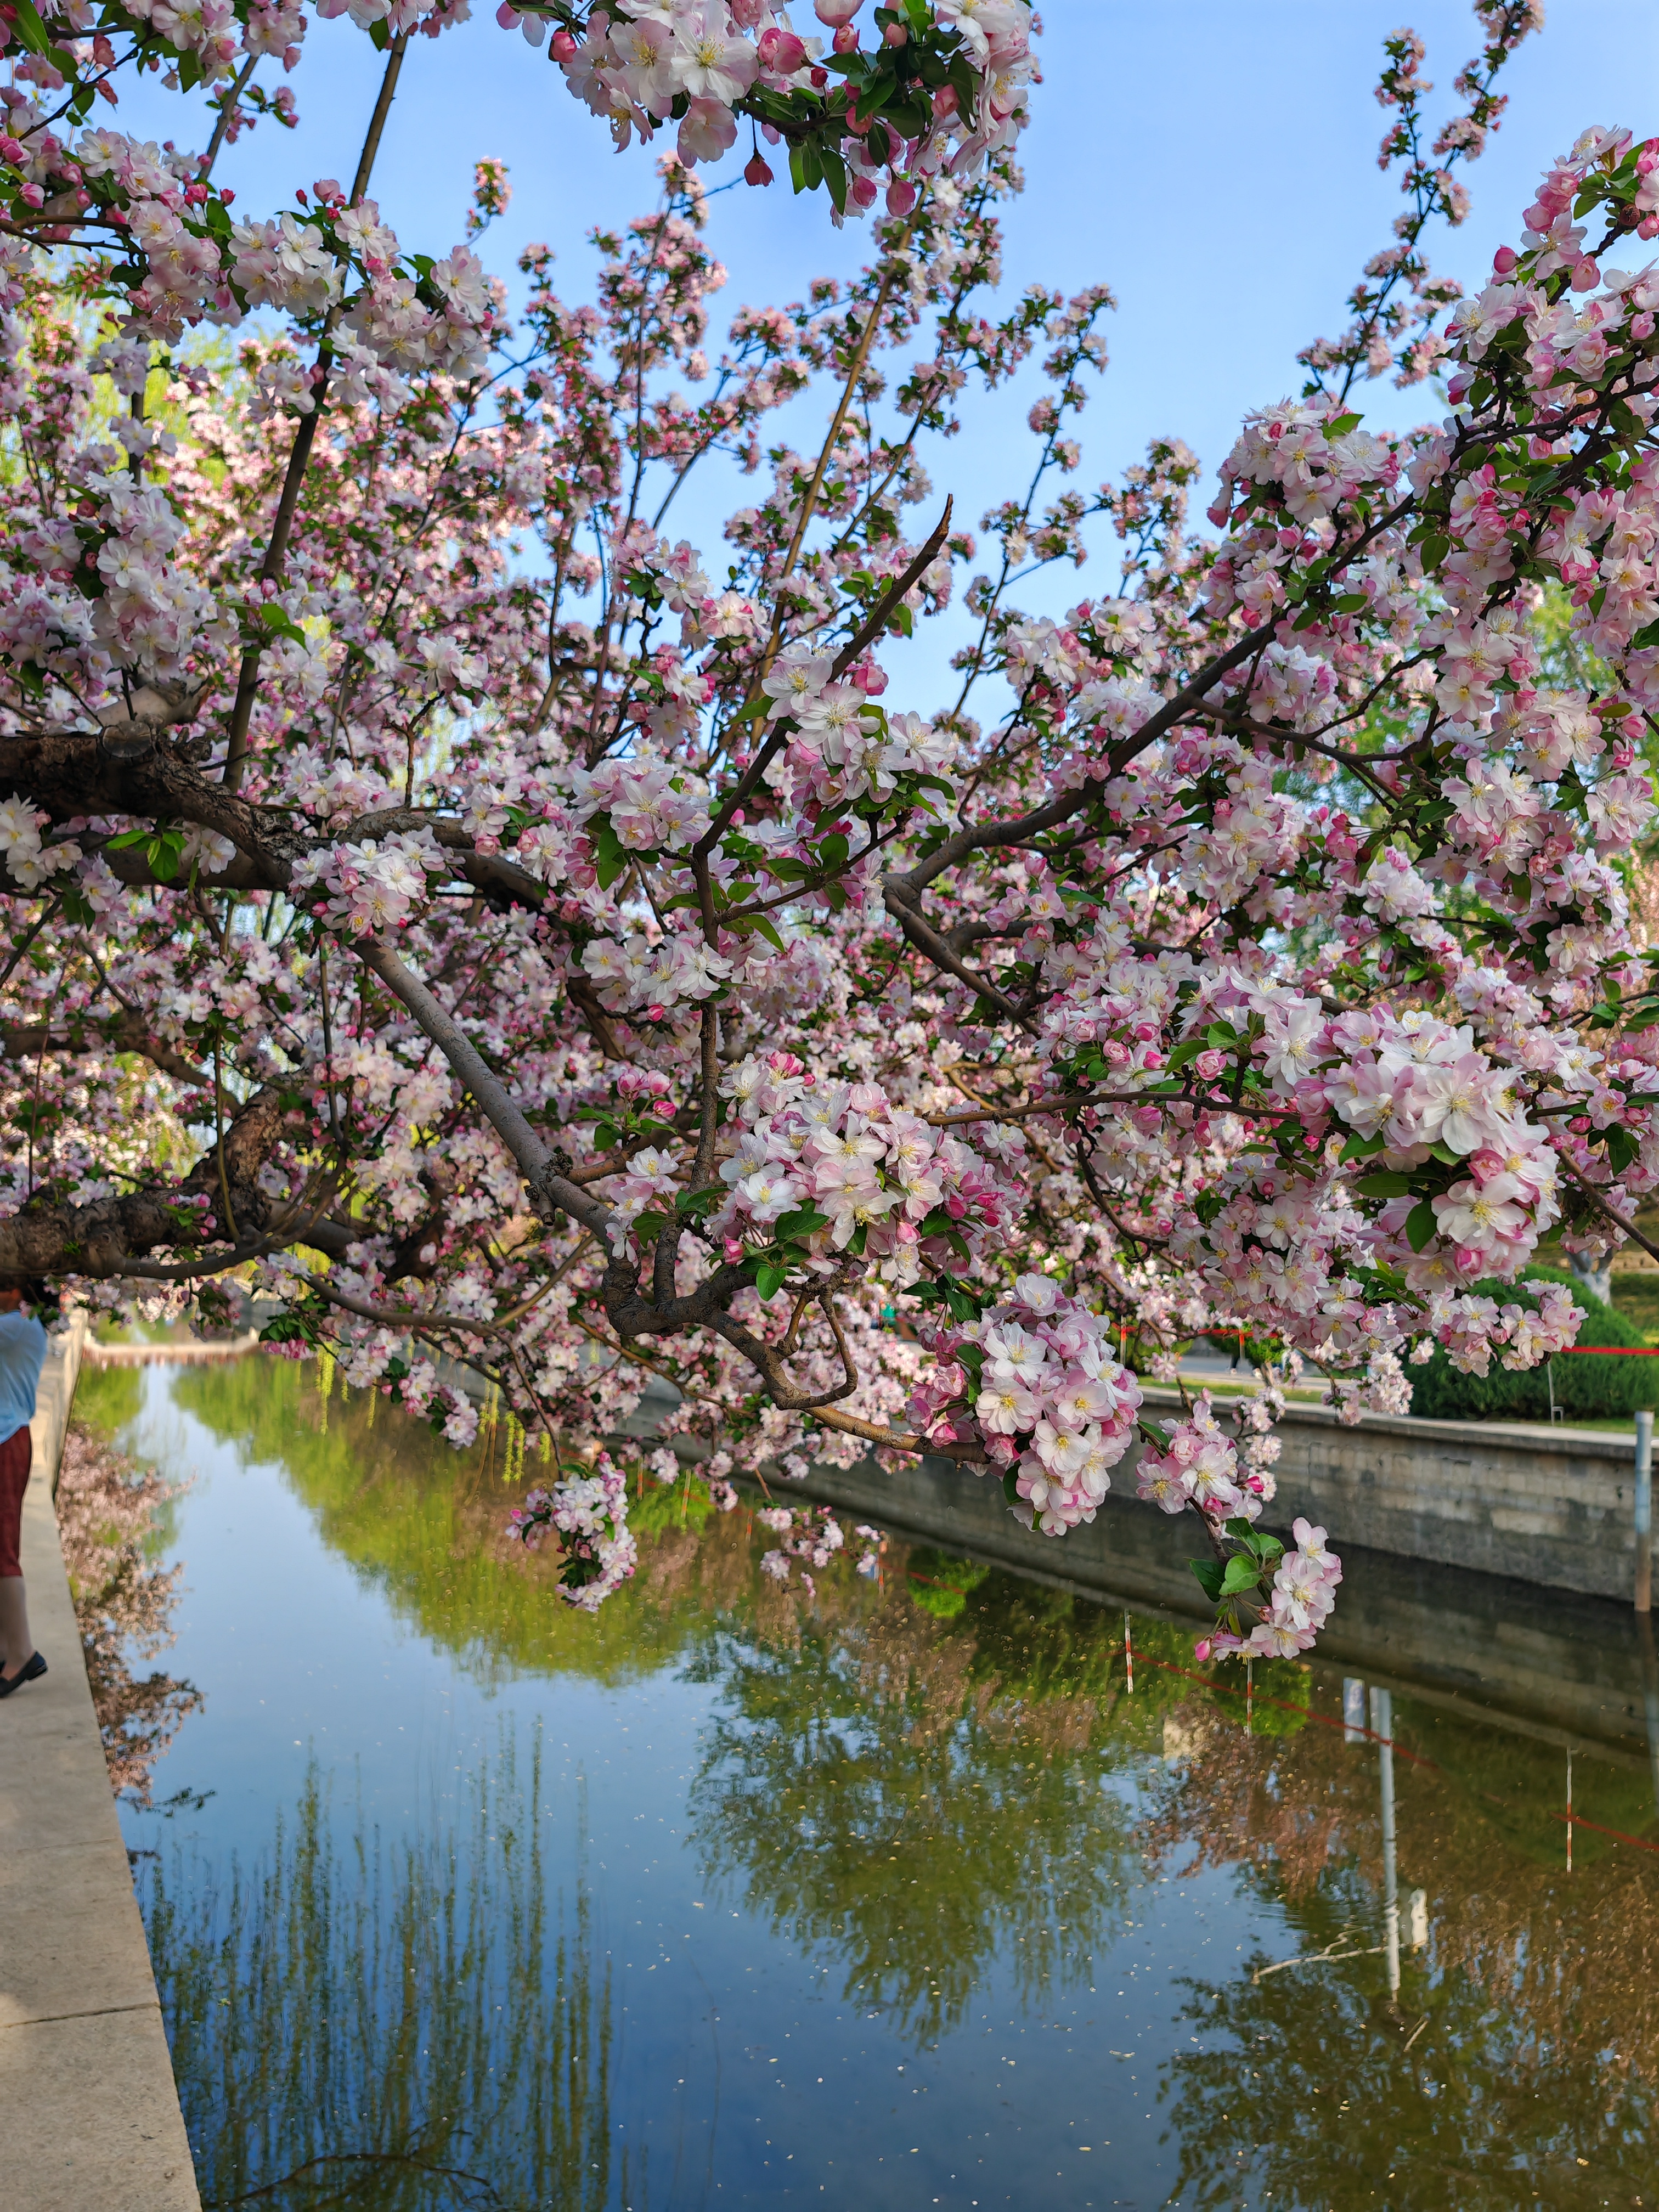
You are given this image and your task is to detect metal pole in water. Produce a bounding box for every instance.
[1370,1685,1400,1998]
[1342,1677,1366,1744]
[1636,1408,1653,1615]
[1640,1614,1659,1821]
[1124,1612,1134,1695]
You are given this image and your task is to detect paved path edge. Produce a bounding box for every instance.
[0,1318,203,2211]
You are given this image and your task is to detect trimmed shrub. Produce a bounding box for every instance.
[1408,1267,1654,1423]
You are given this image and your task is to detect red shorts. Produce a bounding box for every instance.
[0,1421,31,1578]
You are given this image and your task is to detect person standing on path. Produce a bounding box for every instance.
[0,1281,50,1697]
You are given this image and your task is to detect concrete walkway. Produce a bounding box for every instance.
[0,1319,201,2211]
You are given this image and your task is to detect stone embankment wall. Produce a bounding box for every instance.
[773,1426,1659,1769]
[1137,1390,1642,1604]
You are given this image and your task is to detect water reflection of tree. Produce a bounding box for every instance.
[140,1734,624,2212]
[1146,1698,1659,2209]
[171,1357,736,1685]
[682,1572,1146,2050]
[56,1420,201,1804]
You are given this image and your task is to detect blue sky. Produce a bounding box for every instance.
[122,2,1659,699]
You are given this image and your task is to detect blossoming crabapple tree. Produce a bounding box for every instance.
[2,0,1654,1649]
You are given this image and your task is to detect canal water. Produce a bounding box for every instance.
[86,1355,1659,2210]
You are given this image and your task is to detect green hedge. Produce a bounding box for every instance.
[1408,1267,1655,1423]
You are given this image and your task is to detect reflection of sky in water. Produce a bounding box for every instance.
[108,1361,1659,2210]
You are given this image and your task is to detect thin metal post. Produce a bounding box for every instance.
[1370,1685,1400,1998]
[1124,1612,1133,1694]
[1636,1408,1653,1615]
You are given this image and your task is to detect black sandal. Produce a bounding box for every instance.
[0,1651,46,1697]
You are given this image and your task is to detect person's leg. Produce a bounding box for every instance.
[0,1575,31,1680]
[0,1424,33,1678]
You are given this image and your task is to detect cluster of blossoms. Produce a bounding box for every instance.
[1136,1395,1272,1524]
[909,1273,1143,1532]
[690,1050,1024,1285]
[505,1451,639,1610]
[525,0,1034,202]
[1214,1521,1344,1662]
[291,830,448,936]
[1138,1405,1341,1657]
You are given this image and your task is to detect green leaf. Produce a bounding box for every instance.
[259,1314,320,1347]
[1338,1132,1386,1162]
[592,817,629,892]
[1220,1555,1262,1598]
[748,913,788,954]
[1189,1557,1226,1603]
[818,142,849,216]
[754,1261,787,1301]
[1356,1170,1415,1198]
[8,0,54,57]
[1606,1125,1639,1174]
[773,1205,829,1244]
[1405,1199,1438,1253]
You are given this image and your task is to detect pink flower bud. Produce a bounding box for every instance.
[885,178,917,216]
[731,0,766,23]
[1194,1049,1227,1080]
[850,175,878,209]
[832,23,859,52]
[551,27,577,60]
[744,151,775,187]
[883,19,906,42]
[814,0,862,24]
[1492,244,1517,274]
[932,83,958,119]
[757,26,805,71]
